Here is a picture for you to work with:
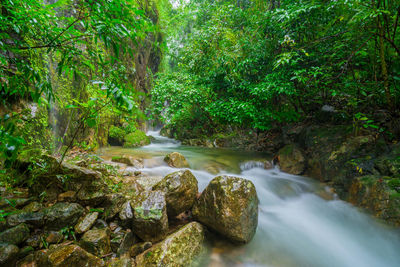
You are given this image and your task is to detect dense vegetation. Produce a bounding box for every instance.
[151,0,400,140]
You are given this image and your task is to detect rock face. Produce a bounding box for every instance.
[0,223,30,245]
[131,191,168,241]
[80,228,111,256]
[153,170,198,217]
[277,144,306,175]
[46,244,105,266]
[136,222,205,267]
[43,202,84,230]
[74,212,99,234]
[164,152,189,168]
[192,176,258,243]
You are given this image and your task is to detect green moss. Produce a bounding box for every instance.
[123,130,150,148]
[109,126,125,140]
[111,156,122,161]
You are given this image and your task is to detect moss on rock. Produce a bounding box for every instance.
[123,130,150,148]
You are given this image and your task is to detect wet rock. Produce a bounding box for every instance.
[22,201,42,212]
[80,228,111,256]
[135,222,205,266]
[7,211,45,227]
[57,191,76,202]
[45,231,64,244]
[0,223,30,245]
[106,257,134,267]
[43,202,84,230]
[131,190,168,241]
[0,243,19,265]
[153,170,198,217]
[112,156,144,169]
[74,212,99,234]
[129,241,152,257]
[46,244,105,266]
[164,152,189,168]
[277,144,306,175]
[93,219,108,229]
[192,176,258,243]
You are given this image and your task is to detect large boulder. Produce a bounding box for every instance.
[164,152,189,168]
[46,244,104,266]
[277,144,306,175]
[7,211,45,227]
[0,223,30,245]
[43,202,84,230]
[192,176,258,243]
[131,191,168,241]
[80,228,111,257]
[153,170,198,217]
[135,222,205,267]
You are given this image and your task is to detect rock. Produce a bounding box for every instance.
[43,202,84,230]
[117,231,137,257]
[112,156,144,169]
[131,191,168,241]
[46,244,105,266]
[153,170,198,217]
[15,250,50,267]
[135,176,164,190]
[164,152,189,168]
[192,176,258,243]
[45,231,64,244]
[0,243,19,265]
[26,234,41,248]
[0,223,30,245]
[0,198,31,209]
[80,228,111,257]
[119,201,133,227]
[17,246,34,260]
[135,222,205,266]
[277,144,306,175]
[22,201,42,212]
[76,182,107,206]
[129,241,152,257]
[74,212,99,234]
[57,191,76,202]
[106,257,134,267]
[7,211,45,227]
[123,130,151,148]
[103,194,126,220]
[93,219,108,230]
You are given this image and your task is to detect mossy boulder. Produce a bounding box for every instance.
[80,228,111,257]
[131,190,168,241]
[192,176,258,243]
[74,212,99,234]
[108,125,126,146]
[0,223,30,245]
[111,156,143,168]
[135,222,205,267]
[153,170,198,217]
[164,152,189,168]
[123,130,150,148]
[277,144,306,175]
[0,243,19,266]
[46,244,105,266]
[43,202,84,230]
[7,210,45,227]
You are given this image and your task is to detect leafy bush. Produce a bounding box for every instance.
[123,130,150,148]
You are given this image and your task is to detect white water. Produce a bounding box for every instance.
[101,131,400,267]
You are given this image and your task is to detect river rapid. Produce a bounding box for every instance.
[99,130,400,267]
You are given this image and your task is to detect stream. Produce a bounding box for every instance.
[100,130,400,267]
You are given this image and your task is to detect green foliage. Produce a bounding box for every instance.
[60,226,76,240]
[109,126,126,141]
[123,130,150,147]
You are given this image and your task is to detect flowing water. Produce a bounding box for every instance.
[100,130,400,267]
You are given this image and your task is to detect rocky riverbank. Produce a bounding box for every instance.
[0,151,258,266]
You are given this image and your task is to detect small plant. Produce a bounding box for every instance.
[41,236,49,249]
[61,226,76,240]
[353,113,383,136]
[89,208,104,213]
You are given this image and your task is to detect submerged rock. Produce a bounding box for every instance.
[192,175,258,243]
[135,222,205,267]
[80,228,111,257]
[277,144,306,175]
[0,223,30,245]
[43,202,84,230]
[153,170,198,217]
[131,190,168,241]
[164,152,189,168]
[74,212,99,234]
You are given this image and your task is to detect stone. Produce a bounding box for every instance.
[164,152,189,168]
[93,219,108,230]
[7,211,45,227]
[106,257,134,267]
[57,191,76,202]
[277,144,306,175]
[135,176,164,190]
[131,191,168,241]
[117,231,137,257]
[153,170,198,217]
[112,156,144,169]
[0,243,19,265]
[135,222,205,266]
[0,223,30,245]
[43,202,84,230]
[76,182,107,206]
[0,198,31,209]
[22,201,42,212]
[192,176,258,243]
[46,244,105,266]
[103,193,126,220]
[80,228,111,256]
[17,246,34,260]
[119,201,133,227]
[26,234,41,248]
[74,212,99,234]
[129,241,152,257]
[45,231,64,244]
